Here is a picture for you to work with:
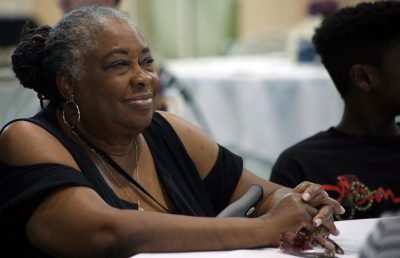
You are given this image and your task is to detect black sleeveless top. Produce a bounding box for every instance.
[0,105,242,257]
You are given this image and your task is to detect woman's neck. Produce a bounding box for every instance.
[78,125,138,157]
[56,109,140,157]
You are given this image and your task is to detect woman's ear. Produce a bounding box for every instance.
[349,64,377,93]
[56,74,75,99]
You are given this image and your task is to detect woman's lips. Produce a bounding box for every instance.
[125,94,153,109]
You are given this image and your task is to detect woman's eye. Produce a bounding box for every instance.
[107,60,129,68]
[141,57,154,66]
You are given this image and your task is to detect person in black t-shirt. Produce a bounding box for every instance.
[270,1,400,220]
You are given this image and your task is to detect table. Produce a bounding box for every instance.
[164,55,343,178]
[133,218,379,258]
[0,66,40,127]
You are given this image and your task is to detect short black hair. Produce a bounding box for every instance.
[312,1,400,99]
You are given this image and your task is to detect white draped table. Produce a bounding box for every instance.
[0,66,40,127]
[164,56,343,178]
[133,218,379,258]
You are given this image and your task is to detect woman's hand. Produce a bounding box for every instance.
[293,181,345,236]
[260,191,318,246]
[258,181,345,249]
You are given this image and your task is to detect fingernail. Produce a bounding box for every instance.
[325,240,335,251]
[302,192,310,201]
[314,217,322,227]
[339,205,345,214]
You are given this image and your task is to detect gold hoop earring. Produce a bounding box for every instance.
[62,95,81,130]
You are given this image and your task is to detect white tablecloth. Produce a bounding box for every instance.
[164,56,343,178]
[0,66,40,127]
[133,218,379,258]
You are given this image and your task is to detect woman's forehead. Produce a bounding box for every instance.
[99,18,140,39]
[88,18,147,52]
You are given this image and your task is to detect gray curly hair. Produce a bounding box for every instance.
[48,6,135,84]
[12,6,136,107]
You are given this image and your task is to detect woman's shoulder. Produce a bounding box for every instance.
[0,120,79,170]
[155,111,208,135]
[154,111,218,179]
[154,111,215,147]
[154,111,187,128]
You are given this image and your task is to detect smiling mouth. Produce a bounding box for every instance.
[125,94,153,109]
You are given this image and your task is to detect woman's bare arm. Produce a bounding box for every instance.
[27,183,322,257]
[26,186,273,258]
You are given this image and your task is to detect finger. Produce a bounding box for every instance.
[293,181,312,194]
[305,205,330,231]
[314,195,345,215]
[300,186,345,216]
[312,234,336,252]
[284,193,320,233]
[301,196,337,232]
[303,205,319,231]
[322,217,340,236]
[329,237,345,254]
[296,182,323,202]
[303,189,329,206]
[312,205,332,227]
[295,184,345,217]
[282,230,316,251]
[313,205,340,235]
[281,231,297,245]
[305,204,318,217]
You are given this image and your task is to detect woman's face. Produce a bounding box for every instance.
[75,18,160,135]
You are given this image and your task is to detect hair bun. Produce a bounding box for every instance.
[11,23,51,94]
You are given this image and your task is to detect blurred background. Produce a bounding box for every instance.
[0,0,377,178]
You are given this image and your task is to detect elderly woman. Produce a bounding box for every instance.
[0,6,344,258]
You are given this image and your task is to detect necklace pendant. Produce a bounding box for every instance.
[138,200,144,211]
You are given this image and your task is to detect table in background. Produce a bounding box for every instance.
[133,218,379,258]
[0,66,40,127]
[164,55,343,178]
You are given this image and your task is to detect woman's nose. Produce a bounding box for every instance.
[132,68,152,87]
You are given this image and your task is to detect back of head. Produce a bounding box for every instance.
[312,1,400,99]
[11,6,133,108]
